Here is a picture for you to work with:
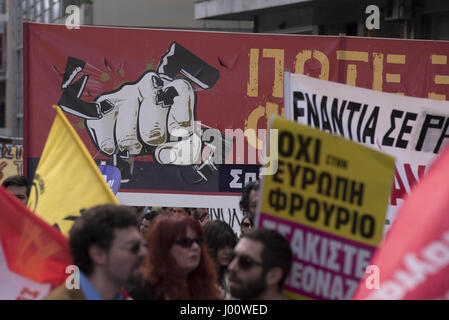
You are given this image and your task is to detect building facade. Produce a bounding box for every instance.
[1,0,66,139]
[0,0,252,139]
[2,0,449,139]
[92,0,252,32]
[195,0,449,40]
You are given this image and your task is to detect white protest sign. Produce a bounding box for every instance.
[284,73,449,233]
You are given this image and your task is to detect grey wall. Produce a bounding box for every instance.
[93,0,252,31]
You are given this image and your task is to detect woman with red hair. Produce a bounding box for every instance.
[129,214,221,300]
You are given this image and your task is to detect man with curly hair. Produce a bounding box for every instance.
[239,180,260,220]
[45,204,147,300]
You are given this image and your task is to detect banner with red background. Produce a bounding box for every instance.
[23,23,449,207]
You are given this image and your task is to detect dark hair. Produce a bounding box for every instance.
[239,180,259,214]
[192,208,208,221]
[240,214,254,228]
[203,220,237,288]
[69,204,138,276]
[142,214,220,299]
[2,175,29,195]
[242,229,292,290]
[203,220,237,260]
[141,210,160,224]
[174,207,191,216]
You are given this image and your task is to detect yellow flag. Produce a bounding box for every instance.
[28,106,119,235]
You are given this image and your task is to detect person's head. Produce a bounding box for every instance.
[228,228,292,300]
[69,204,147,289]
[142,214,220,299]
[239,180,260,219]
[2,175,29,205]
[203,220,237,268]
[132,206,146,214]
[192,208,210,226]
[240,215,254,236]
[158,207,172,216]
[139,210,160,236]
[130,206,147,224]
[171,207,190,216]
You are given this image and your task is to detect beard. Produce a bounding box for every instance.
[106,256,144,288]
[229,271,267,300]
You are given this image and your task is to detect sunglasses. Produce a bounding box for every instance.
[120,241,147,254]
[174,237,204,249]
[242,222,253,228]
[229,251,264,270]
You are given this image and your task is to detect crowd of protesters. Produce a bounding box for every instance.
[2,175,293,300]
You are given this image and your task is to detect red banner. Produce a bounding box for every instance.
[352,142,449,300]
[23,23,449,207]
[0,186,72,299]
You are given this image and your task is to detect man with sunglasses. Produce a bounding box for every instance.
[228,229,292,300]
[240,215,254,237]
[45,204,147,300]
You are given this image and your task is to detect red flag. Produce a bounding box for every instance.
[352,144,449,300]
[0,186,72,299]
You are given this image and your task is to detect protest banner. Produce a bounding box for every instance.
[284,73,449,231]
[209,206,243,236]
[27,106,119,236]
[258,116,395,300]
[353,142,449,300]
[0,139,23,184]
[23,23,449,207]
[0,185,72,299]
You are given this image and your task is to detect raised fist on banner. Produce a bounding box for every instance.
[57,42,221,181]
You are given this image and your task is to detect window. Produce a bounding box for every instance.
[52,0,60,21]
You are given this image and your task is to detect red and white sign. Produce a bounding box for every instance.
[23,23,449,207]
[284,73,449,231]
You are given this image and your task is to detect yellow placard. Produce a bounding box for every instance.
[260,117,395,247]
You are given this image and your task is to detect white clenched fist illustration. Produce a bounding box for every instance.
[85,72,201,165]
[58,42,220,170]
